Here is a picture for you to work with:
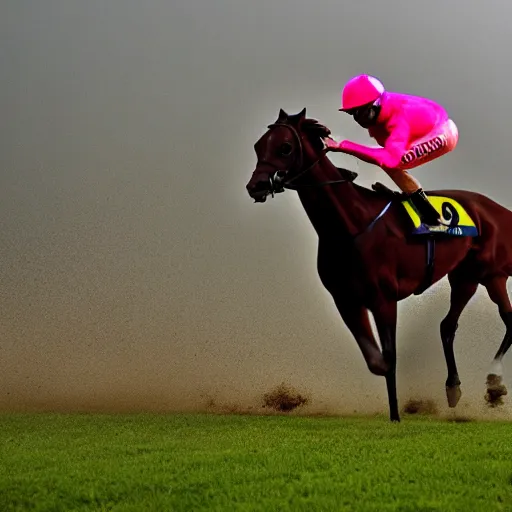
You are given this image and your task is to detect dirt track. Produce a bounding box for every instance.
[1,276,511,421]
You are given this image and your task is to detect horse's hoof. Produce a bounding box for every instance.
[446,385,462,408]
[485,374,508,408]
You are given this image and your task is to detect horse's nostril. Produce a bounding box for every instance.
[247,186,270,202]
[250,181,268,192]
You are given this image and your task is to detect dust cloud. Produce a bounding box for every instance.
[1,0,512,420]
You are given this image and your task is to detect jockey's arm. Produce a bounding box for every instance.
[338,119,410,171]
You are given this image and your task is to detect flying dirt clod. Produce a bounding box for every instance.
[262,383,310,412]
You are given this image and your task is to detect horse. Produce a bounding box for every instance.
[245,107,512,422]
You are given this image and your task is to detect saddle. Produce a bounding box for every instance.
[369,180,479,294]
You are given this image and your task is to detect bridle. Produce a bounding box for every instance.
[258,122,352,198]
[253,121,393,238]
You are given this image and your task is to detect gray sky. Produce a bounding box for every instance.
[1,0,511,416]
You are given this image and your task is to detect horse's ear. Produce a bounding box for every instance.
[297,108,307,126]
[288,108,307,125]
[276,109,288,122]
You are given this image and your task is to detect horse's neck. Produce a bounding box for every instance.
[296,158,385,239]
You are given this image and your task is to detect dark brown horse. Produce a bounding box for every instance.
[246,107,512,422]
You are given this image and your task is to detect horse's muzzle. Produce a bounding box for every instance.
[246,178,272,202]
[247,170,287,203]
[247,187,269,203]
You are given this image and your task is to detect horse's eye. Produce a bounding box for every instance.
[279,142,293,157]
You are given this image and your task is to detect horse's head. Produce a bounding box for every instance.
[246,108,331,202]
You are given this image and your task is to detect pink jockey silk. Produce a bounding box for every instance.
[340,91,458,171]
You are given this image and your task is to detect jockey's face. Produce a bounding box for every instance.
[348,101,381,129]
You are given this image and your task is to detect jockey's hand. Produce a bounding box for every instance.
[323,137,340,151]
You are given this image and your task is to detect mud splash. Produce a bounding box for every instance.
[402,398,439,416]
[262,383,310,412]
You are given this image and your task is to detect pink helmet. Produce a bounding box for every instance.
[339,74,385,112]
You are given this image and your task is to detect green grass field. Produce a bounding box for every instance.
[1,413,511,511]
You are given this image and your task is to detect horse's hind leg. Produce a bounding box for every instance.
[482,276,511,406]
[440,275,479,408]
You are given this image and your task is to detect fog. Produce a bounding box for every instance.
[1,0,511,417]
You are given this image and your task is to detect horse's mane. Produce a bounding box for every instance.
[301,116,363,186]
[301,118,331,152]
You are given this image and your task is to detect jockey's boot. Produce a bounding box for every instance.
[408,188,440,226]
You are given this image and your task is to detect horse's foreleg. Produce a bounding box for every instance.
[372,300,399,422]
[483,276,511,406]
[333,298,388,376]
[440,277,479,407]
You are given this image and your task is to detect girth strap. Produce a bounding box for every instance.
[414,235,436,295]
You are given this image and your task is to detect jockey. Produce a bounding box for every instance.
[325,74,459,227]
